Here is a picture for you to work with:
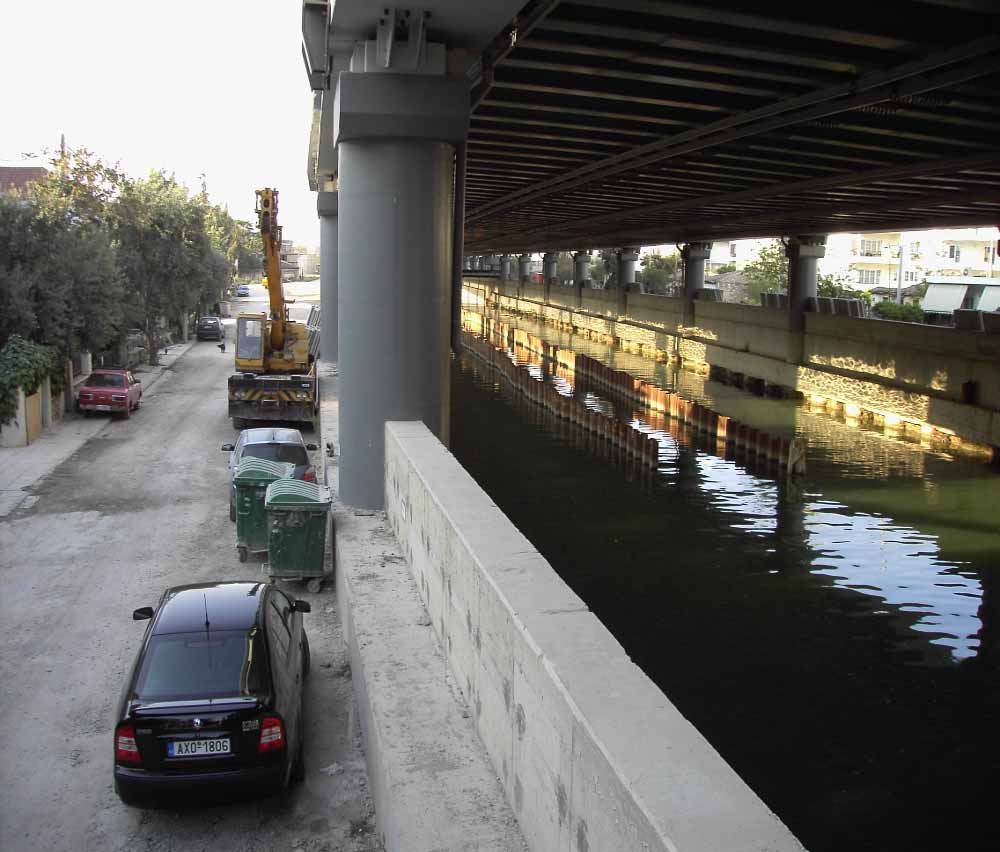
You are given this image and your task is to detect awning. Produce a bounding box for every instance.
[978,287,1000,312]
[921,284,967,313]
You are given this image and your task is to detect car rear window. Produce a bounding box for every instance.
[243,444,308,466]
[133,630,266,701]
[86,373,125,388]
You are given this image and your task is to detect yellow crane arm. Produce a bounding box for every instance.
[255,188,286,351]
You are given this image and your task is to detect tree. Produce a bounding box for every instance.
[637,251,679,294]
[742,242,787,304]
[1,146,124,354]
[113,172,231,358]
[556,251,574,283]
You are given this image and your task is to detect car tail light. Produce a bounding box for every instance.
[302,468,316,482]
[258,716,285,753]
[115,723,141,764]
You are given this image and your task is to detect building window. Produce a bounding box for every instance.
[986,245,995,264]
[904,271,916,282]
[729,242,737,258]
[857,269,881,286]
[860,239,882,257]
[910,241,920,258]
[949,244,961,262]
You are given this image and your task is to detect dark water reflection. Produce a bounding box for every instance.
[450,309,1000,852]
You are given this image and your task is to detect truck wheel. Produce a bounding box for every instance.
[121,404,131,420]
[237,546,248,563]
[306,578,322,594]
[229,500,236,522]
[232,417,245,430]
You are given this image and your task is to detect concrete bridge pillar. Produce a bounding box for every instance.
[500,254,512,280]
[681,242,712,325]
[785,235,826,334]
[317,191,338,362]
[543,251,558,302]
[618,246,639,314]
[333,33,469,508]
[573,250,590,307]
[518,253,532,297]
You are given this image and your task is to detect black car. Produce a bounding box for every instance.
[113,582,310,804]
[196,316,224,340]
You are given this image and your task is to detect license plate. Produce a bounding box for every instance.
[167,738,231,758]
[96,405,111,411]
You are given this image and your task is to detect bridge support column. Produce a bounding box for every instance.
[518,253,532,297]
[785,235,826,334]
[500,254,512,281]
[681,242,712,325]
[317,191,338,362]
[335,66,468,508]
[573,250,590,308]
[618,246,639,315]
[543,252,558,302]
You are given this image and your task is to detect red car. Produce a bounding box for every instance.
[77,369,143,419]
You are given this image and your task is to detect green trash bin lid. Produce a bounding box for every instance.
[234,457,296,484]
[265,479,332,510]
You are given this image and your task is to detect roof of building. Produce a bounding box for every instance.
[0,166,48,195]
[705,270,750,287]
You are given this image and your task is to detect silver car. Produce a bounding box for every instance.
[221,428,318,521]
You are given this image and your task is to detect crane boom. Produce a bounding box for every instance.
[255,188,286,351]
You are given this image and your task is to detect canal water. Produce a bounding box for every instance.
[449,306,1000,852]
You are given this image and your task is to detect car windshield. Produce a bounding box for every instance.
[133,629,265,701]
[85,373,124,388]
[242,443,308,466]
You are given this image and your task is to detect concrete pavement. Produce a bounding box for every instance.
[0,342,198,518]
[0,341,374,852]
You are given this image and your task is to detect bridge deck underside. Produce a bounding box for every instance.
[463,0,1000,253]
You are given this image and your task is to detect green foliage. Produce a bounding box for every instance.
[0,335,61,425]
[556,251,574,283]
[2,146,242,366]
[817,273,871,305]
[637,251,679,293]
[114,171,232,351]
[872,301,925,323]
[714,262,737,274]
[742,242,787,303]
[1,148,125,355]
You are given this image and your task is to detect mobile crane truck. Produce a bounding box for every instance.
[228,188,318,430]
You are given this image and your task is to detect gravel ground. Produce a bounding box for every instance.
[0,338,376,852]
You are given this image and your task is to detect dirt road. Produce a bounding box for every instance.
[0,339,374,852]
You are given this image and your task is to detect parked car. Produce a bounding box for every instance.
[222,428,319,521]
[77,369,142,419]
[196,316,224,341]
[113,582,310,805]
[236,285,251,297]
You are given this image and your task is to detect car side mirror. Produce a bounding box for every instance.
[306,443,318,451]
[294,600,311,613]
[221,443,235,451]
[133,606,154,621]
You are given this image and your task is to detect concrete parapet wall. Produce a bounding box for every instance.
[522,282,545,301]
[804,313,1000,409]
[384,420,806,852]
[693,301,798,363]
[626,292,684,329]
[581,288,617,316]
[464,278,998,450]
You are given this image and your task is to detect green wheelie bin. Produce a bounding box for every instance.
[233,458,295,562]
[264,479,333,593]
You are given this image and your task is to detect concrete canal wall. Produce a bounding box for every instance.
[383,420,805,852]
[471,278,1000,454]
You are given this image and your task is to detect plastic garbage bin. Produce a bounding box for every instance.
[233,458,295,562]
[265,479,333,592]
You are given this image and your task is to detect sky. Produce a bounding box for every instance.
[1,1,319,248]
